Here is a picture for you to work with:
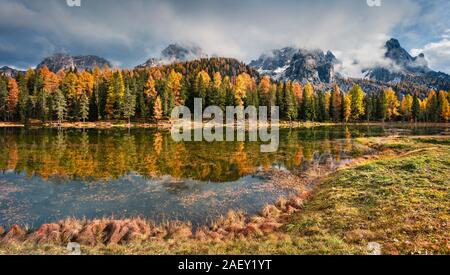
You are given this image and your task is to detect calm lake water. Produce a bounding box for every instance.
[0,125,447,228]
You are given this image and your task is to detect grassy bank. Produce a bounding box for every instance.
[0,137,448,255]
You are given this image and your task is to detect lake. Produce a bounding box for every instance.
[0,125,447,229]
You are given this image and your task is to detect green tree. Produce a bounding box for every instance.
[153,96,163,121]
[123,86,136,126]
[349,84,365,121]
[80,92,89,123]
[54,89,67,127]
[301,83,315,121]
[412,94,420,122]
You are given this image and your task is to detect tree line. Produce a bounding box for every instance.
[0,58,449,125]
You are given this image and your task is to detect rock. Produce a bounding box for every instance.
[136,44,207,69]
[0,66,22,77]
[364,38,450,90]
[37,53,112,72]
[249,47,337,84]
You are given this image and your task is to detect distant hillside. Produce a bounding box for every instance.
[139,57,259,80]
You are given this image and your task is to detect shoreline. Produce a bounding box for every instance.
[0,121,449,130]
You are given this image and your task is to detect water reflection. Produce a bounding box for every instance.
[0,125,447,228]
[0,126,396,181]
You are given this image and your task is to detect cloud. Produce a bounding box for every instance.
[411,37,450,73]
[1,0,448,75]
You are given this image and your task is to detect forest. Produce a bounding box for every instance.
[0,58,449,125]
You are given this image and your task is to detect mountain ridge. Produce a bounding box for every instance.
[36,53,112,72]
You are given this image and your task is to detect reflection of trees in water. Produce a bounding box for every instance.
[0,127,371,182]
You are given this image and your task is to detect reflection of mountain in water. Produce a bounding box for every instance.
[0,127,379,182]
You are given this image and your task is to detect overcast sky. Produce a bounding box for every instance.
[0,0,449,76]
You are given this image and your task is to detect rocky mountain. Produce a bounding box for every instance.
[0,66,22,77]
[137,44,208,68]
[37,53,112,72]
[364,38,450,90]
[249,47,338,84]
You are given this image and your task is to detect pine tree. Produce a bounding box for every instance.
[301,83,315,121]
[235,73,250,107]
[7,78,19,120]
[257,75,272,107]
[167,70,184,106]
[412,94,420,122]
[105,71,125,119]
[80,92,89,123]
[330,85,342,122]
[153,96,163,121]
[123,86,136,125]
[0,76,8,121]
[384,88,400,121]
[400,94,413,122]
[54,89,67,127]
[349,84,365,121]
[317,91,327,122]
[194,71,210,107]
[438,90,450,122]
[364,94,373,122]
[343,94,351,123]
[377,91,387,122]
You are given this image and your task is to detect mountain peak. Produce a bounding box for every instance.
[37,54,111,72]
[137,44,207,69]
[249,47,336,83]
[386,38,401,50]
[363,38,449,89]
[0,66,22,77]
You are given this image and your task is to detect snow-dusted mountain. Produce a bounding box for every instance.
[137,44,208,68]
[37,53,112,72]
[249,47,338,84]
[0,66,22,77]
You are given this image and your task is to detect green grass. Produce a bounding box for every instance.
[1,137,449,255]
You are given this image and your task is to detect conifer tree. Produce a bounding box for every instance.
[124,86,136,125]
[384,88,400,121]
[153,96,163,121]
[343,94,351,123]
[7,78,19,120]
[349,84,365,121]
[330,85,342,122]
[412,94,420,122]
[80,92,89,123]
[54,89,67,127]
